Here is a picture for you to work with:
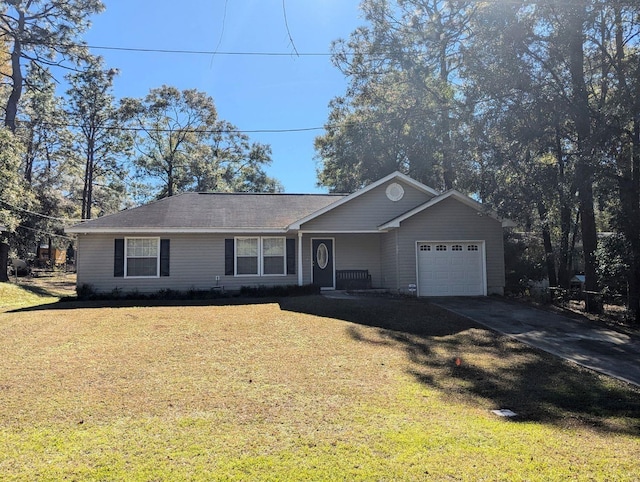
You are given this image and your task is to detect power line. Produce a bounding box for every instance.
[14,120,325,135]
[0,199,81,223]
[17,224,74,240]
[83,44,333,57]
[14,104,458,136]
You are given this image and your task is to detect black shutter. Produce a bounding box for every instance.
[160,239,170,277]
[286,238,296,275]
[225,239,234,276]
[114,238,124,277]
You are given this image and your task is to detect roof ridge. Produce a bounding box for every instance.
[194,192,345,196]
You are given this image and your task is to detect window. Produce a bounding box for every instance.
[452,245,463,251]
[262,237,285,275]
[419,244,431,251]
[467,245,479,251]
[236,237,259,275]
[126,238,159,277]
[234,237,286,276]
[436,245,447,251]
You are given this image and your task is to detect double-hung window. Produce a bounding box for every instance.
[126,237,159,277]
[236,237,259,275]
[262,237,285,275]
[235,237,286,276]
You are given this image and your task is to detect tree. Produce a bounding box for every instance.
[465,0,640,314]
[604,2,640,321]
[18,62,70,185]
[12,62,74,259]
[66,56,132,219]
[462,4,583,291]
[316,0,475,193]
[122,86,280,199]
[0,0,104,131]
[0,128,30,282]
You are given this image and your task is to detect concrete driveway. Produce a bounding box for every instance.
[431,297,640,387]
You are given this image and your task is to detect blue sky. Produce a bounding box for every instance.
[83,0,363,193]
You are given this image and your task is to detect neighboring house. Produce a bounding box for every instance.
[65,171,513,296]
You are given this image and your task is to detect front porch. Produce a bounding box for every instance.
[296,232,390,291]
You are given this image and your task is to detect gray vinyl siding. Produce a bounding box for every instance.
[301,180,434,232]
[393,197,505,295]
[76,233,298,294]
[334,234,382,287]
[379,231,399,290]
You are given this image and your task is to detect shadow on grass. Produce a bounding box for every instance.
[12,282,59,298]
[280,295,640,437]
[6,296,281,313]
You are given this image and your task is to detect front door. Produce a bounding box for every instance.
[312,239,334,289]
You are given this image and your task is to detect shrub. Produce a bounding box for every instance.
[76,283,96,300]
[239,284,320,297]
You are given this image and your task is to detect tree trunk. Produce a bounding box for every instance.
[438,14,454,191]
[613,6,640,322]
[537,201,558,287]
[82,155,90,220]
[87,159,94,220]
[617,122,640,322]
[555,124,573,289]
[0,242,9,283]
[567,1,601,313]
[5,11,25,132]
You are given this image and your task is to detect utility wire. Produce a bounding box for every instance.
[17,224,74,240]
[0,199,81,223]
[12,120,325,134]
[282,0,300,57]
[211,0,229,63]
[12,105,458,135]
[79,44,334,57]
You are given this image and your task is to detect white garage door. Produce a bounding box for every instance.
[417,242,485,296]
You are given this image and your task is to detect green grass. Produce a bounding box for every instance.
[0,280,59,309]
[1,284,639,480]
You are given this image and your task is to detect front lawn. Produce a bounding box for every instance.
[1,286,638,480]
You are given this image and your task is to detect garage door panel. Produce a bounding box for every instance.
[418,242,484,296]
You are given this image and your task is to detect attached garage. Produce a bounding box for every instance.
[417,241,486,296]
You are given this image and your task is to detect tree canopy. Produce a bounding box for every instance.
[122,86,281,199]
[1,0,105,130]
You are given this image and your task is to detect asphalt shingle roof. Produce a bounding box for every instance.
[67,192,346,232]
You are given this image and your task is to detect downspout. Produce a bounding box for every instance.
[298,231,304,286]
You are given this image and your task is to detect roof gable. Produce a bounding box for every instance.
[288,171,439,230]
[378,189,515,230]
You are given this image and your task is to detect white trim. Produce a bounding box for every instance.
[415,240,487,297]
[297,231,303,286]
[262,236,287,276]
[234,236,288,277]
[292,230,382,234]
[235,236,260,277]
[311,237,336,290]
[379,190,515,230]
[66,227,288,234]
[288,171,440,230]
[124,236,160,279]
